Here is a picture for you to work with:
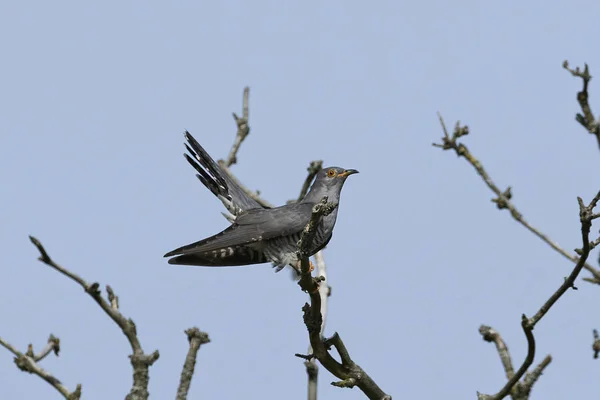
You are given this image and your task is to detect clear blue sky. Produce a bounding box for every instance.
[2,1,600,399]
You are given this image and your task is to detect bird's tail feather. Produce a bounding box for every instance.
[166,244,268,267]
[183,131,239,215]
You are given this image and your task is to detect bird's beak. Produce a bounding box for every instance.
[338,169,359,178]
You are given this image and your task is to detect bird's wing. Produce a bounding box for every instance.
[183,131,263,216]
[164,203,314,258]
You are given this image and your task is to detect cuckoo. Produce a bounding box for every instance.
[164,131,358,271]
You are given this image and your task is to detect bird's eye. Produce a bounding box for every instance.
[327,169,336,177]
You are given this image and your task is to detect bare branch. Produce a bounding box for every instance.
[176,328,210,400]
[593,329,600,359]
[478,315,535,400]
[0,335,81,399]
[304,250,330,400]
[295,201,391,400]
[28,236,160,400]
[296,162,327,400]
[106,285,119,309]
[563,60,600,148]
[30,334,61,362]
[478,192,599,400]
[297,197,337,260]
[212,87,275,209]
[478,325,552,400]
[434,114,600,284]
[521,355,552,398]
[527,192,600,326]
[295,160,323,203]
[479,326,515,380]
[223,86,250,167]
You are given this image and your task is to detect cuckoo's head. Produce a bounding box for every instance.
[306,167,358,201]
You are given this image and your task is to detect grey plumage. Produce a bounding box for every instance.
[164,131,358,271]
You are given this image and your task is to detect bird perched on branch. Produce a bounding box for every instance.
[164,131,358,272]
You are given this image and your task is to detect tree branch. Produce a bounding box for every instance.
[478,325,552,400]
[477,191,600,400]
[223,86,250,167]
[593,329,600,359]
[304,247,330,400]
[479,326,515,380]
[563,60,600,149]
[520,355,552,398]
[28,236,160,400]
[297,161,328,400]
[294,199,391,400]
[176,328,210,400]
[0,335,81,399]
[216,87,274,209]
[433,114,600,284]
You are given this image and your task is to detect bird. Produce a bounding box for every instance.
[164,131,358,272]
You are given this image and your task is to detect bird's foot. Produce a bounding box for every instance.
[291,260,314,275]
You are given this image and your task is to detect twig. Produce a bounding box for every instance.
[0,335,81,399]
[295,161,323,203]
[521,355,552,398]
[592,329,600,359]
[479,326,515,380]
[477,191,600,400]
[28,236,160,400]
[563,61,600,148]
[106,285,119,309]
[215,87,274,209]
[478,326,552,400]
[295,200,391,400]
[433,114,600,284]
[223,86,250,167]
[528,192,600,326]
[176,328,210,400]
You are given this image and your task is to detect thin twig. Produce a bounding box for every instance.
[478,315,535,400]
[478,192,599,400]
[563,61,600,149]
[478,326,552,399]
[0,336,81,399]
[479,326,515,380]
[29,334,60,362]
[106,285,119,309]
[295,161,323,203]
[223,86,250,167]
[593,329,600,359]
[176,328,210,400]
[28,236,160,400]
[434,114,600,283]
[214,87,275,208]
[521,355,552,398]
[528,192,600,326]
